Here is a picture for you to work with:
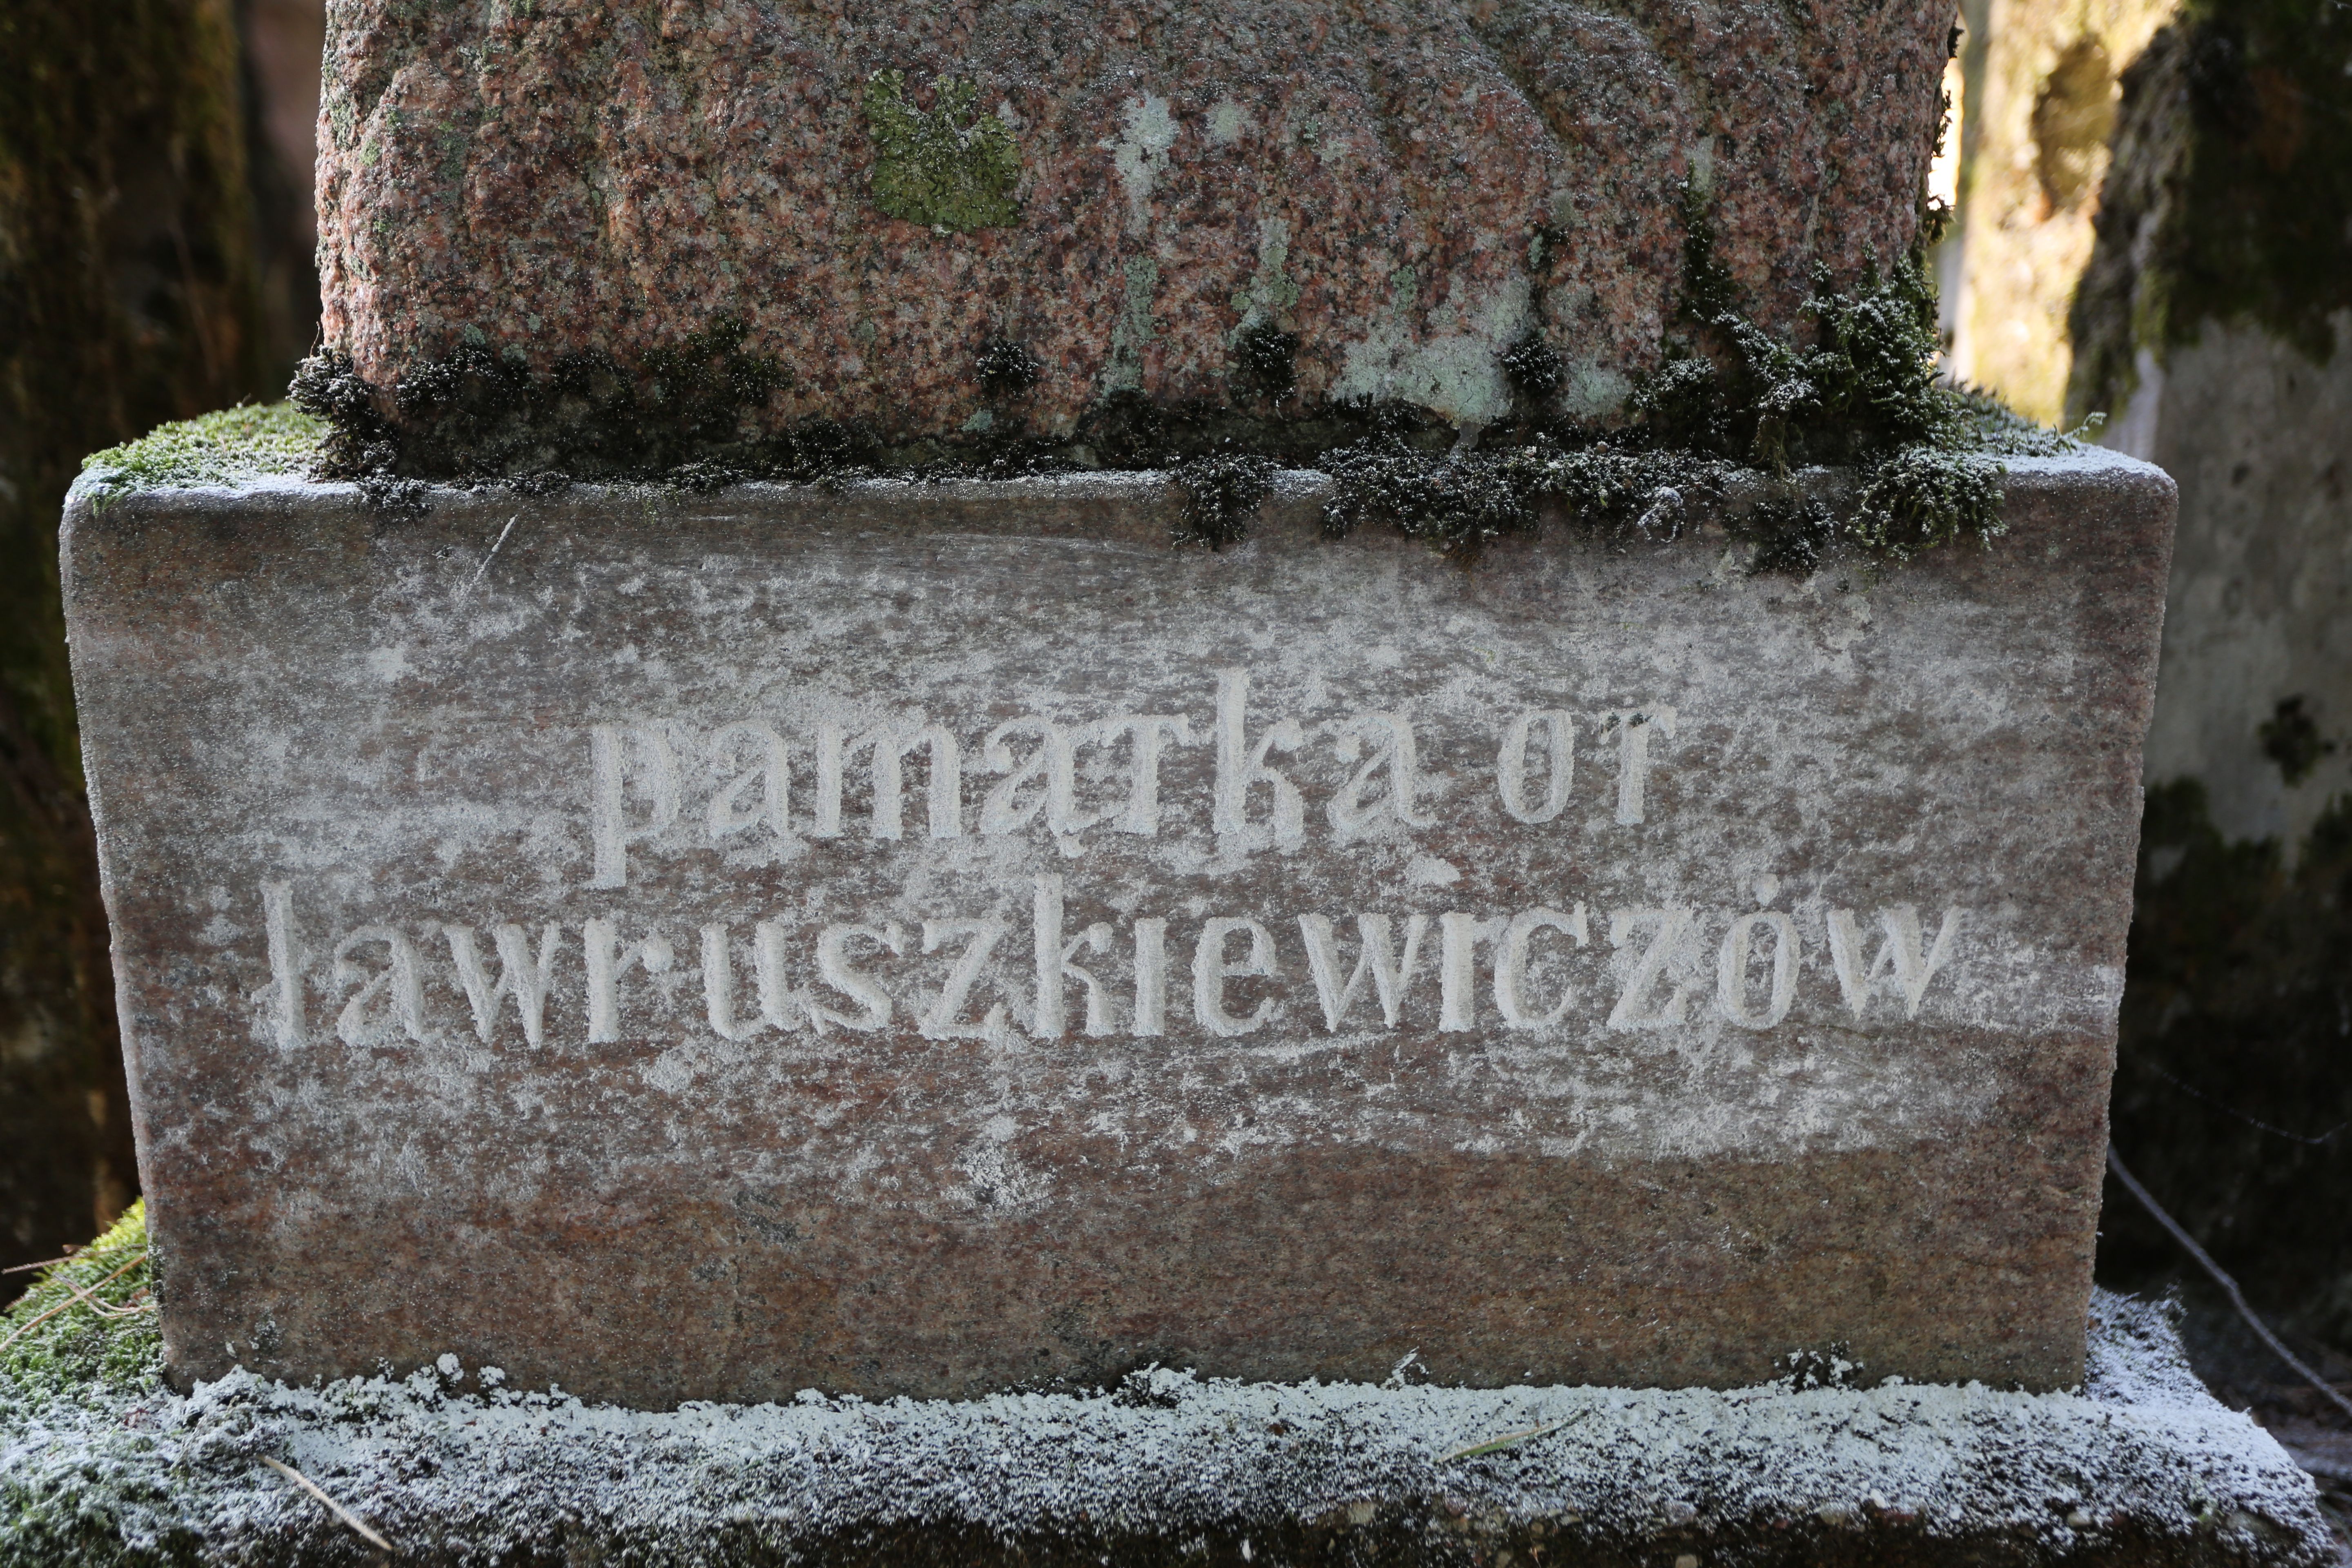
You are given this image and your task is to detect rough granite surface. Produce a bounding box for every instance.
[0,1291,2334,1566]
[60,451,2173,1408]
[316,0,1956,440]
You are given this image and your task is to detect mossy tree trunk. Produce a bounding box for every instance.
[0,0,277,1296]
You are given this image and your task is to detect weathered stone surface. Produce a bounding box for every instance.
[316,0,1955,445]
[2,1292,2336,1567]
[62,450,2172,1408]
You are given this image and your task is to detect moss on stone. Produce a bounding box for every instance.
[288,318,806,491]
[78,403,325,498]
[0,1200,158,1401]
[1849,446,2007,561]
[251,178,2056,566]
[1308,211,2034,570]
[1171,452,1280,550]
[863,71,1022,233]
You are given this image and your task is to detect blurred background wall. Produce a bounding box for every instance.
[1937,0,2352,1441]
[0,0,321,1290]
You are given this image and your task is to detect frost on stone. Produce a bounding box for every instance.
[863,71,1021,233]
[0,1286,2333,1565]
[77,404,326,499]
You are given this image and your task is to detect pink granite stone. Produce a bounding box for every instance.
[314,0,1955,447]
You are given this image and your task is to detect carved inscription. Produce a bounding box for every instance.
[580,669,1676,882]
[251,668,1966,1053]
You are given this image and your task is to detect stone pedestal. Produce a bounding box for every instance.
[61,450,2173,1407]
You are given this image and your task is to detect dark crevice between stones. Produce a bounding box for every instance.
[287,187,2056,570]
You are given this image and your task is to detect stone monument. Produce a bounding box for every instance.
[24,1,2339,1562]
[65,452,2171,1406]
[308,0,1956,464]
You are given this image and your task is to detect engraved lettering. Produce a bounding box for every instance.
[1827,906,1963,1020]
[1611,707,1677,826]
[1495,904,1588,1029]
[1327,712,1435,837]
[707,722,789,843]
[445,922,560,1047]
[262,880,303,1048]
[1438,911,1505,1031]
[865,725,963,841]
[753,918,802,1031]
[813,921,902,1032]
[701,923,768,1042]
[1297,913,1429,1031]
[1716,911,1798,1029]
[1607,906,1696,1029]
[1192,916,1278,1037]
[920,918,1009,1040]
[1031,875,1113,1038]
[590,724,680,888]
[982,719,1082,837]
[813,722,848,838]
[1211,668,1304,845]
[1099,714,1194,834]
[584,917,675,1043]
[332,925,426,1046]
[1497,711,1575,824]
[1133,918,1170,1036]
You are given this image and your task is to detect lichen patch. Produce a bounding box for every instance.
[863,71,1022,234]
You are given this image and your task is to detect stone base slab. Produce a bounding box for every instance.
[0,1292,2333,1566]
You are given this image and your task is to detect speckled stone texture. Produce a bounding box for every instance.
[60,451,2172,1409]
[316,0,1954,443]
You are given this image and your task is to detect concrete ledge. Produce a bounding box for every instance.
[0,1293,2331,1566]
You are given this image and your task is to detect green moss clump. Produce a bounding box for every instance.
[78,404,325,497]
[1849,447,2007,561]
[1313,209,2040,570]
[0,1200,159,1401]
[1321,435,1534,559]
[1229,322,1300,403]
[1172,452,1278,549]
[1638,245,1965,472]
[864,71,1021,233]
[1321,437,1757,564]
[975,338,1042,398]
[290,318,823,490]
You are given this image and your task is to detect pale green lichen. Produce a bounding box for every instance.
[79,403,325,497]
[1103,255,1160,393]
[863,71,1020,232]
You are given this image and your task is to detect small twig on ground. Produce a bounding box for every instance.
[263,1456,396,1552]
[1,1249,79,1275]
[1443,1412,1583,1462]
[2108,1146,2352,1423]
[0,1252,148,1353]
